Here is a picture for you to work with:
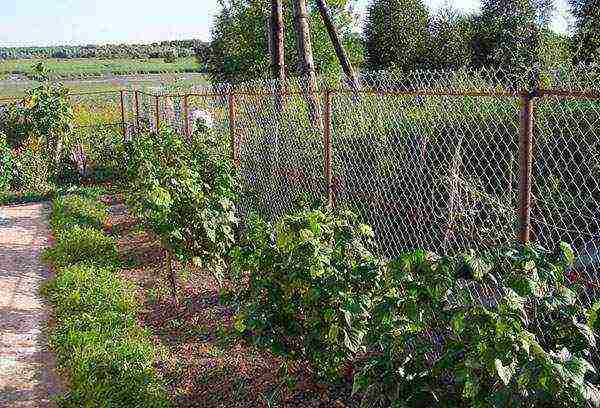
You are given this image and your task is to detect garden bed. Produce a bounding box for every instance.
[105,194,360,407]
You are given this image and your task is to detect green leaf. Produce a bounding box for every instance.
[233,314,246,332]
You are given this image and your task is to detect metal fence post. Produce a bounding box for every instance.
[518,92,535,244]
[228,91,238,167]
[324,89,334,208]
[119,90,126,138]
[183,94,190,140]
[134,90,140,132]
[154,95,160,131]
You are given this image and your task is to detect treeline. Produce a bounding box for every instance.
[207,0,600,83]
[364,0,594,72]
[0,40,209,61]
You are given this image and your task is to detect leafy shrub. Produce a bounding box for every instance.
[354,243,600,407]
[126,126,238,279]
[45,226,117,268]
[51,194,108,232]
[231,206,385,378]
[44,264,168,408]
[0,131,12,192]
[7,66,72,164]
[11,137,56,194]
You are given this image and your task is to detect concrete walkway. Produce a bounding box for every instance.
[0,203,62,408]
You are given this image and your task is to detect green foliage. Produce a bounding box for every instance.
[0,131,12,192]
[428,4,473,69]
[364,0,430,71]
[208,0,361,83]
[43,264,169,408]
[126,126,238,279]
[51,194,108,232]
[4,64,73,184]
[162,48,178,64]
[8,69,73,152]
[355,242,600,407]
[43,193,169,407]
[570,0,600,63]
[10,139,56,194]
[471,0,558,74]
[45,226,118,268]
[231,206,384,378]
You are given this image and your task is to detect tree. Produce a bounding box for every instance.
[429,4,473,69]
[364,0,430,71]
[471,0,555,71]
[570,0,600,63]
[208,0,361,83]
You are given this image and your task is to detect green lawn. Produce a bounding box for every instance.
[0,57,202,78]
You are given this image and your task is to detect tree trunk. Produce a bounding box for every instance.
[292,0,320,126]
[270,0,286,109]
[165,250,179,305]
[314,0,360,95]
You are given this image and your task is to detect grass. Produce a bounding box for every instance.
[0,184,114,206]
[0,57,209,98]
[42,191,170,407]
[0,72,209,98]
[0,57,202,78]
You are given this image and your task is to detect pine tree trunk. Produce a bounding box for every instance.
[270,0,286,109]
[292,0,320,126]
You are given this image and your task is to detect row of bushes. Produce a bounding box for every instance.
[42,192,169,407]
[232,207,600,407]
[126,125,600,406]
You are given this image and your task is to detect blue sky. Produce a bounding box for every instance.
[0,0,572,48]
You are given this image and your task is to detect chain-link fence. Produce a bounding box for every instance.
[136,69,598,268]
[6,67,598,282]
[134,69,600,374]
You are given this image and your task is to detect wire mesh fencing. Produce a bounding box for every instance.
[135,69,600,271]
[133,69,600,372]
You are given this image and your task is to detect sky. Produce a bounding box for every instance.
[0,0,573,48]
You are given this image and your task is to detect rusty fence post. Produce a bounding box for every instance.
[154,95,160,131]
[228,91,239,167]
[134,90,140,132]
[183,94,190,140]
[324,89,334,208]
[518,92,535,244]
[119,90,126,138]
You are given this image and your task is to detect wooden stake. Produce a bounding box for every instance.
[165,250,178,305]
[134,90,140,132]
[315,0,360,94]
[183,94,190,140]
[519,94,534,244]
[119,90,126,138]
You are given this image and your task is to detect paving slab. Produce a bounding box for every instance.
[0,203,63,408]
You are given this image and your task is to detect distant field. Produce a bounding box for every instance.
[0,72,210,98]
[0,57,202,79]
